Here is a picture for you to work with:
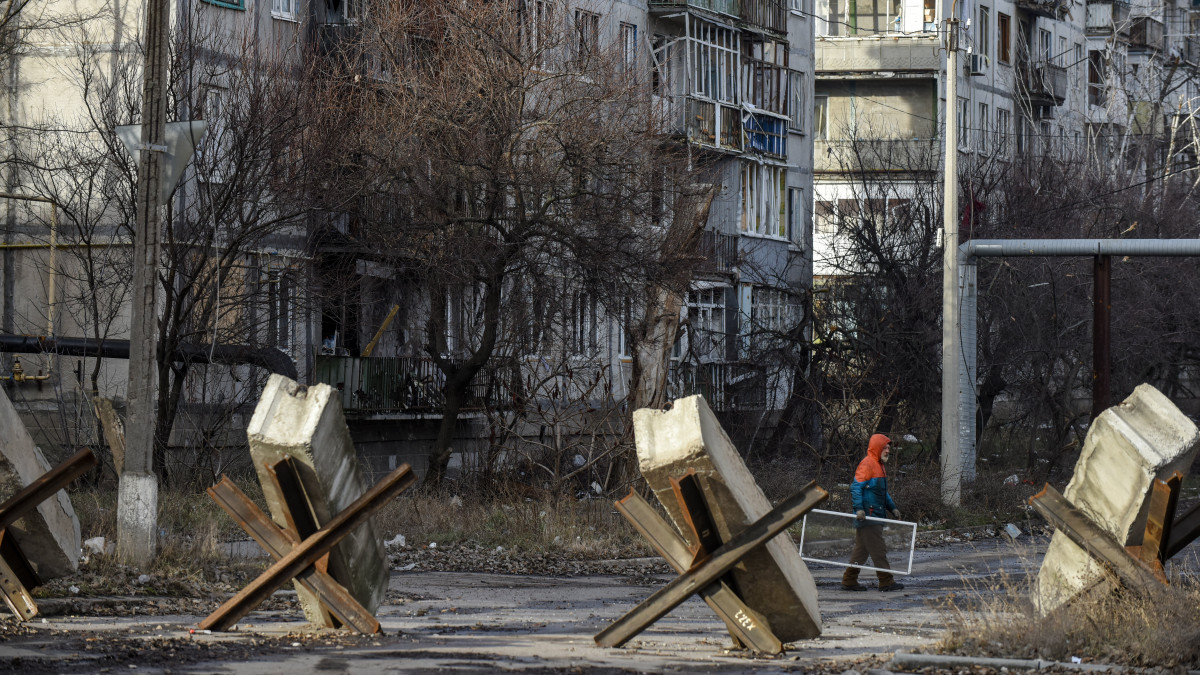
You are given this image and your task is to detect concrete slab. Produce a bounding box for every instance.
[0,387,81,580]
[246,374,387,625]
[1035,383,1199,613]
[633,395,822,642]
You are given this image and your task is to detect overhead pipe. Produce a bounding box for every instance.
[951,238,1200,497]
[0,335,298,380]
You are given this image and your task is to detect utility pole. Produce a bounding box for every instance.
[117,0,171,568]
[940,16,962,507]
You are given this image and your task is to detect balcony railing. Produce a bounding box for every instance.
[815,35,942,73]
[1183,36,1200,66]
[1085,0,1131,35]
[1020,61,1068,105]
[741,0,787,33]
[697,229,739,274]
[687,98,742,152]
[814,138,940,172]
[1016,0,1069,18]
[648,0,739,19]
[312,355,502,415]
[1128,16,1164,51]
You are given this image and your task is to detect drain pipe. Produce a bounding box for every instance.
[951,238,1200,496]
[0,335,298,380]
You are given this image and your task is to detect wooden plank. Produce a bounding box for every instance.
[0,448,97,531]
[1030,484,1162,595]
[0,529,39,620]
[207,478,380,634]
[261,458,337,627]
[615,490,782,654]
[595,481,826,648]
[198,464,415,631]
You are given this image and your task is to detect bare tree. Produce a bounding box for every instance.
[314,0,705,485]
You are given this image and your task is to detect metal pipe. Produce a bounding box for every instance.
[0,335,297,379]
[1093,254,1111,418]
[965,238,1200,258]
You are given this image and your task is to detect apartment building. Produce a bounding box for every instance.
[811,0,1200,277]
[0,0,817,472]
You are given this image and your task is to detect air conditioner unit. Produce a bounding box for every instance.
[968,54,988,76]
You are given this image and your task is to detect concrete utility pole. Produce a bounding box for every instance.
[118,0,171,568]
[940,16,962,507]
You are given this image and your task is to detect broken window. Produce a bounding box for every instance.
[574,10,600,66]
[748,286,799,352]
[788,71,805,132]
[813,94,828,140]
[266,270,292,350]
[740,162,787,238]
[520,0,554,67]
[742,38,788,114]
[1088,50,1106,107]
[686,286,727,361]
[815,200,836,233]
[620,22,638,73]
[688,18,738,103]
[977,7,990,58]
[998,13,1011,63]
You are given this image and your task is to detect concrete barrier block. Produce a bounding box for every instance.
[247,374,388,624]
[634,395,822,641]
[0,388,81,579]
[1036,384,1199,612]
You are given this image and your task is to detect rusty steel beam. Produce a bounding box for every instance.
[614,490,782,654]
[1030,484,1162,594]
[595,481,826,649]
[199,464,415,632]
[260,458,336,628]
[0,448,97,531]
[1092,254,1111,419]
[670,470,721,566]
[206,477,380,634]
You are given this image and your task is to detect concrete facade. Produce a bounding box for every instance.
[1034,383,1199,613]
[633,394,822,642]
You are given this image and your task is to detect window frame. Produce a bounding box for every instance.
[997,13,1011,64]
[271,0,297,21]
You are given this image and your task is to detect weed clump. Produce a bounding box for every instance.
[939,571,1200,668]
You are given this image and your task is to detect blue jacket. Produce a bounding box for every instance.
[851,434,896,528]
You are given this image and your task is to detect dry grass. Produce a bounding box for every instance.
[938,568,1200,668]
[371,486,652,558]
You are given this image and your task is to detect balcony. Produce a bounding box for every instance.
[741,58,789,115]
[648,0,739,20]
[1016,0,1069,19]
[1085,0,1131,35]
[744,113,788,157]
[741,0,787,33]
[1182,36,1200,66]
[667,362,767,411]
[816,35,941,74]
[312,355,503,415]
[687,98,742,152]
[814,138,940,173]
[1128,16,1164,52]
[1019,61,1068,106]
[697,229,739,274]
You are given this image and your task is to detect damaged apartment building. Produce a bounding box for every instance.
[0,0,817,477]
[810,0,1200,280]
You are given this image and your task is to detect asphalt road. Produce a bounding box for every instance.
[0,534,1062,674]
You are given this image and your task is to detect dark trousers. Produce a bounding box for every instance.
[841,523,894,587]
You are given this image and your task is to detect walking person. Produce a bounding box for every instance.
[841,433,904,592]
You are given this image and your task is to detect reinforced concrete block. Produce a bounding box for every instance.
[0,388,81,579]
[634,395,822,642]
[1035,384,1199,613]
[247,374,387,624]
